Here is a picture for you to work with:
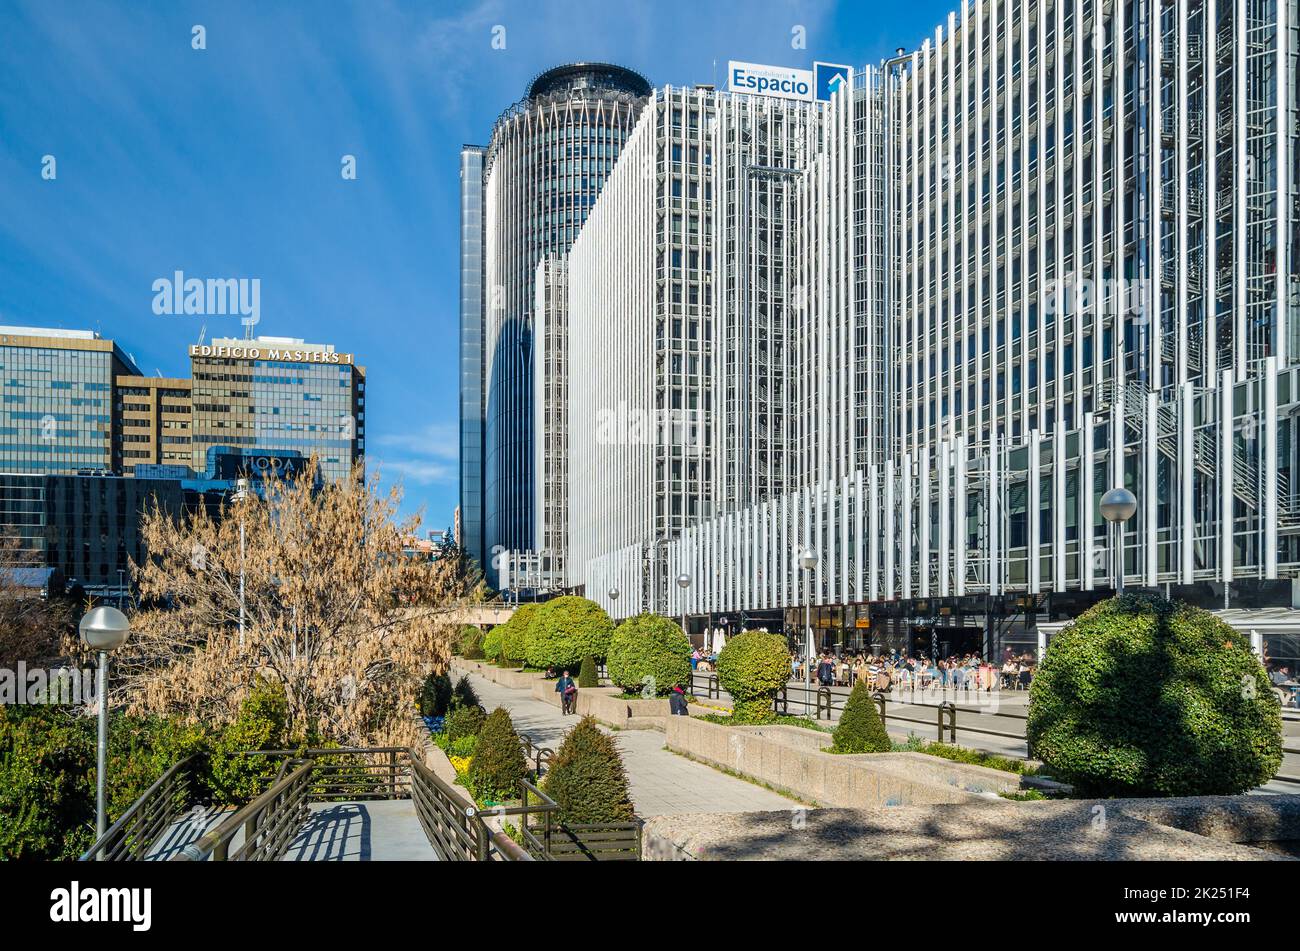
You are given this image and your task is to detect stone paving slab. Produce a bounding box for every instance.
[463,669,795,817]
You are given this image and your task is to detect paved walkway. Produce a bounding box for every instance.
[282,800,437,861]
[462,670,795,817]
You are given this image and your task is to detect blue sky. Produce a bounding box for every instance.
[0,0,958,532]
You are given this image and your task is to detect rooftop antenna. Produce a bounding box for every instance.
[196,323,206,346]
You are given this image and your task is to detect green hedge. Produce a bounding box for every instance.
[445,703,486,743]
[716,630,790,722]
[501,603,540,666]
[468,707,527,804]
[606,613,692,695]
[482,625,504,663]
[524,596,614,672]
[831,681,890,753]
[578,655,598,688]
[543,716,634,825]
[1027,594,1283,797]
[0,677,289,860]
[208,678,292,804]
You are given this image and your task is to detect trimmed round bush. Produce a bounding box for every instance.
[543,715,635,825]
[831,681,891,753]
[482,625,504,663]
[607,613,692,696]
[578,655,598,688]
[525,596,614,672]
[445,703,486,743]
[468,707,528,804]
[1027,594,1283,797]
[501,603,540,666]
[716,630,790,722]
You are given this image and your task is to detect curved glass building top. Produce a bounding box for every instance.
[478,62,650,575]
[526,62,651,101]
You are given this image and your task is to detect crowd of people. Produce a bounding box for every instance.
[790,650,1037,693]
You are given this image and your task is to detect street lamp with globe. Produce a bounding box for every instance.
[80,605,131,848]
[676,573,691,643]
[1099,487,1138,594]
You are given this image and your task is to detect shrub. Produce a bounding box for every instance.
[543,716,635,825]
[450,675,480,711]
[578,655,598,688]
[468,707,528,804]
[417,671,453,718]
[209,677,292,803]
[525,596,614,671]
[716,630,790,722]
[1027,594,1283,797]
[606,613,692,695]
[445,703,486,743]
[501,603,540,666]
[831,681,891,753]
[0,704,96,860]
[458,625,485,659]
[482,625,504,663]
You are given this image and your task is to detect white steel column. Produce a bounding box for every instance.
[1030,429,1042,593]
[1144,391,1158,586]
[1180,382,1195,583]
[1265,356,1279,577]
[1221,368,1234,584]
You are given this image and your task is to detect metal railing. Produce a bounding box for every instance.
[519,733,555,776]
[177,758,314,861]
[244,747,412,801]
[80,755,199,861]
[409,753,525,861]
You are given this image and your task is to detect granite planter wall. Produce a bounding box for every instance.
[665,715,1023,808]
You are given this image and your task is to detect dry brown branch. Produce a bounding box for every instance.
[90,458,470,747]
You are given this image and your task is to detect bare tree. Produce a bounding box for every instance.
[97,460,470,747]
[0,534,72,669]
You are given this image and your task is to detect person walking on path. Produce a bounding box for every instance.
[669,685,689,716]
[555,669,577,715]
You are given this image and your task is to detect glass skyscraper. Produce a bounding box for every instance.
[463,62,651,587]
[189,336,365,483]
[0,326,139,474]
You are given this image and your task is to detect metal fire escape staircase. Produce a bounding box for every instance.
[1108,380,1300,531]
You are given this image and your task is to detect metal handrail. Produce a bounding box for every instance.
[176,759,314,861]
[80,754,199,861]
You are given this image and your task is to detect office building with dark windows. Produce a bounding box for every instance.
[459,144,488,573]
[189,336,365,483]
[0,326,139,474]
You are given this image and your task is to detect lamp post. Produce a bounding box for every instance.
[800,549,818,689]
[233,477,251,647]
[80,605,131,850]
[1099,487,1138,594]
[676,573,691,642]
[607,586,619,617]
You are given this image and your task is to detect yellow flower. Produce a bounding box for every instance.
[449,755,472,775]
